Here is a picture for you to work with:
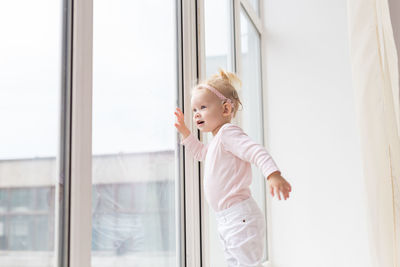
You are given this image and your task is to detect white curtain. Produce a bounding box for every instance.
[347,0,400,266]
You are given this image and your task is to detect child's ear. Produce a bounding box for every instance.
[222,103,232,117]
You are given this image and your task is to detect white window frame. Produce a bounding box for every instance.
[181,0,203,266]
[69,0,93,266]
[65,0,194,266]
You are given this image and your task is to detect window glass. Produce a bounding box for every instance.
[204,0,234,78]
[92,1,178,266]
[203,3,268,265]
[204,0,235,266]
[0,0,62,265]
[240,8,268,261]
[248,0,260,15]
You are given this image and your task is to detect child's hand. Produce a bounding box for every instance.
[174,107,191,139]
[267,172,292,200]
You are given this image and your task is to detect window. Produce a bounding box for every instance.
[203,0,236,266]
[241,8,268,261]
[92,0,179,266]
[1,187,55,251]
[0,0,62,265]
[248,0,260,15]
[1,1,268,266]
[202,1,268,265]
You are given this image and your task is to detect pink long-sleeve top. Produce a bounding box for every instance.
[180,122,280,212]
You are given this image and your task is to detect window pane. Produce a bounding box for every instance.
[92,1,178,266]
[0,0,62,265]
[204,1,235,266]
[205,0,234,77]
[248,0,260,15]
[240,8,268,261]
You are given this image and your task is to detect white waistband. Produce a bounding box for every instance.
[215,196,256,220]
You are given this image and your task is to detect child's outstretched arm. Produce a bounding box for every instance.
[174,107,209,161]
[221,125,292,200]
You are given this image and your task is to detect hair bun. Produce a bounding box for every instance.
[218,68,242,91]
[219,68,230,81]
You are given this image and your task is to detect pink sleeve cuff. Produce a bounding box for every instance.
[264,168,281,180]
[180,133,195,145]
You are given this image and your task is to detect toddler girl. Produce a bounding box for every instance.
[173,69,291,267]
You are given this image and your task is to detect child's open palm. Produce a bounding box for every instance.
[268,172,292,200]
[174,107,191,138]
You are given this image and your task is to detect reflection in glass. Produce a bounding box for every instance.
[92,1,178,266]
[0,0,62,265]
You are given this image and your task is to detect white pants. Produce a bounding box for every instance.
[215,196,266,267]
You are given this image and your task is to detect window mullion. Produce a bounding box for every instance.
[182,0,202,266]
[69,0,93,266]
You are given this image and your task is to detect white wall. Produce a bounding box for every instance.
[263,1,372,267]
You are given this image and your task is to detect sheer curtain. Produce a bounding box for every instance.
[347,0,400,266]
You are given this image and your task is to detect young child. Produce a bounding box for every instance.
[173,69,291,267]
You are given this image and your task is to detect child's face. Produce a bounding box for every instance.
[191,89,229,135]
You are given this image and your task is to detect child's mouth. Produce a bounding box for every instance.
[197,121,205,126]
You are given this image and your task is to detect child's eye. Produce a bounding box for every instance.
[201,106,206,109]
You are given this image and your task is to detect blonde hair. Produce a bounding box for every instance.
[193,68,243,118]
